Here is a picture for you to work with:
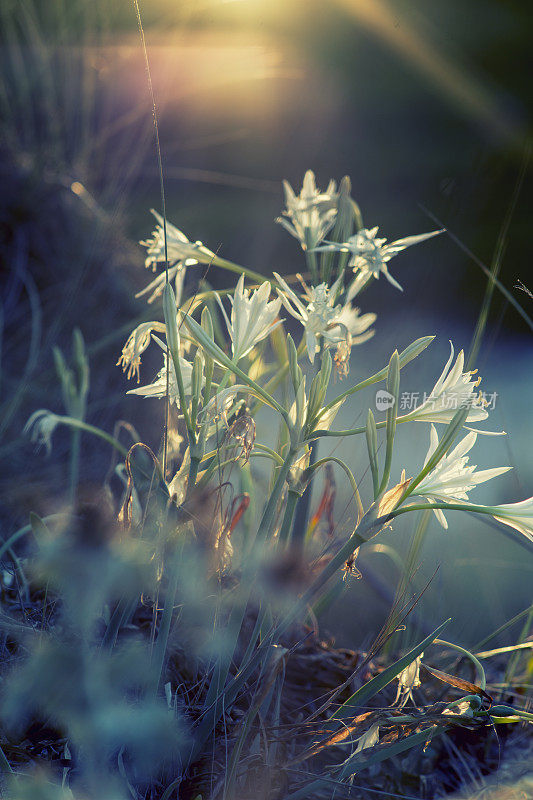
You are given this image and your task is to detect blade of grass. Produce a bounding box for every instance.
[330,619,450,720]
[468,146,529,369]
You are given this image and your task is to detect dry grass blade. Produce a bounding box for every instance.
[420,663,492,704]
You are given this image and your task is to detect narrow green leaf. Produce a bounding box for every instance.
[181,310,287,418]
[330,619,450,720]
[378,350,400,495]
[320,335,435,417]
[286,333,302,393]
[336,725,445,781]
[365,409,379,498]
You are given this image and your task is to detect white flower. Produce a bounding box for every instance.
[490,497,533,544]
[414,425,511,529]
[24,410,61,454]
[273,272,376,364]
[335,302,377,344]
[215,275,282,361]
[314,225,442,291]
[127,351,195,406]
[394,655,423,707]
[276,170,338,251]
[141,210,215,270]
[399,343,490,425]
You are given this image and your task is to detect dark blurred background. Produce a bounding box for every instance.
[1,0,532,643]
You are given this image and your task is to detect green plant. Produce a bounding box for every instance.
[4,165,531,799]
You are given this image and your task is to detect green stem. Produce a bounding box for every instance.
[304,228,318,283]
[212,256,270,286]
[318,336,435,418]
[290,340,324,543]
[53,417,128,457]
[186,456,200,500]
[250,336,307,417]
[68,427,81,506]
[168,344,194,443]
[434,638,486,691]
[256,449,297,540]
[279,489,300,543]
[150,551,180,695]
[310,455,364,521]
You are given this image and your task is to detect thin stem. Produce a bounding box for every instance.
[387,501,505,522]
[133,0,170,476]
[291,341,324,543]
[420,206,533,334]
[212,256,271,286]
[504,604,533,685]
[68,428,81,506]
[467,151,526,369]
[185,456,200,501]
[433,638,486,691]
[304,228,318,283]
[150,551,180,695]
[318,336,435,418]
[52,417,129,457]
[310,455,364,522]
[256,449,297,540]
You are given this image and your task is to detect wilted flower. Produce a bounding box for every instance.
[314,226,442,291]
[490,496,533,544]
[227,411,256,462]
[378,470,412,517]
[354,722,380,753]
[277,170,338,250]
[414,425,510,529]
[274,272,376,364]
[135,263,188,306]
[394,654,423,707]
[141,209,215,270]
[216,275,282,361]
[127,352,195,406]
[166,425,185,462]
[24,410,61,454]
[117,322,166,381]
[443,700,474,718]
[399,343,490,425]
[201,385,249,427]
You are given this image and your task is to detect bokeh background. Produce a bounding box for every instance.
[1,0,532,646]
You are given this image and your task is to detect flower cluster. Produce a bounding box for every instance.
[106,169,533,552]
[276,170,338,251]
[141,210,215,271]
[274,272,376,367]
[315,225,442,291]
